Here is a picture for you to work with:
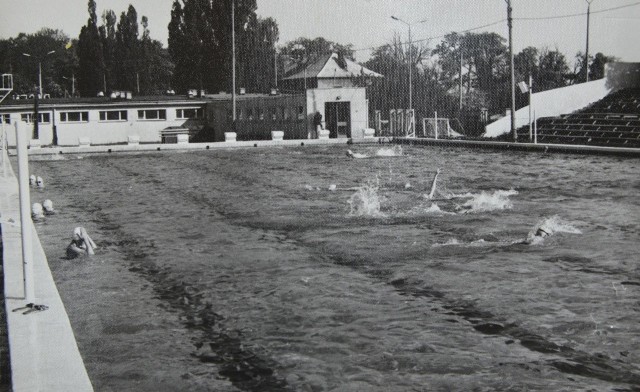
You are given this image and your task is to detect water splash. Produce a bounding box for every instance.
[375,145,404,157]
[347,178,385,217]
[526,215,582,242]
[458,189,518,213]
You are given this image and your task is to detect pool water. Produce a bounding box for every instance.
[27,145,640,391]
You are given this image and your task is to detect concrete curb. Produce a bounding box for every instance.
[1,168,93,391]
[9,137,382,157]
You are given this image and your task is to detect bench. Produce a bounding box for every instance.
[78,137,91,147]
[318,129,330,140]
[224,132,237,142]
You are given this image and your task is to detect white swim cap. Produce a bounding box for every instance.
[43,199,54,211]
[29,175,36,185]
[36,176,44,187]
[32,202,43,215]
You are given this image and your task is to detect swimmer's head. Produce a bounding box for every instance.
[31,202,44,217]
[36,176,44,188]
[535,225,551,238]
[43,199,54,212]
[29,175,36,185]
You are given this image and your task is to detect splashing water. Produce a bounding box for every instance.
[459,189,518,213]
[375,145,404,157]
[526,215,582,240]
[347,179,385,217]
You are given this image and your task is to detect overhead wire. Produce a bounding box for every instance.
[351,1,640,54]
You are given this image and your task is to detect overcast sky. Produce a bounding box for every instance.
[2,0,639,64]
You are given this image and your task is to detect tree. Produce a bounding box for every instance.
[99,10,117,93]
[115,5,140,92]
[238,15,279,92]
[537,48,570,92]
[167,0,259,94]
[77,0,105,96]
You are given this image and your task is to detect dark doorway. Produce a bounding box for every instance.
[325,102,351,138]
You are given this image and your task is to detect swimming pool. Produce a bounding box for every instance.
[28,145,640,391]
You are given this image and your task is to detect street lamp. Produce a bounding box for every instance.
[22,50,55,98]
[391,16,427,114]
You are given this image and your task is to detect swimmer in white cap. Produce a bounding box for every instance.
[29,175,36,186]
[66,227,98,259]
[36,176,44,188]
[31,203,45,221]
[43,199,55,215]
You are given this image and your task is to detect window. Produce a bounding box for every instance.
[99,110,128,122]
[20,113,51,124]
[60,111,88,122]
[176,108,203,119]
[137,109,166,120]
[297,106,305,120]
[1,114,10,124]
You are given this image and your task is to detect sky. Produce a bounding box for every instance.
[1,0,639,64]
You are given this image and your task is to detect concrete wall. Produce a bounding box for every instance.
[306,87,368,138]
[1,103,205,146]
[484,62,640,138]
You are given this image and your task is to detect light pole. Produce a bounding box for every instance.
[231,0,236,121]
[22,50,55,98]
[391,16,427,114]
[585,0,595,82]
[505,0,517,142]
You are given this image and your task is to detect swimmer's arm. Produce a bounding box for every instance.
[428,168,440,199]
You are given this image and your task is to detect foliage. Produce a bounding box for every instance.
[168,0,261,94]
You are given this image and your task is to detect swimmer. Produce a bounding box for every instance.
[36,176,44,188]
[43,199,55,215]
[66,227,97,259]
[521,222,553,245]
[29,175,36,186]
[346,149,369,159]
[31,203,45,221]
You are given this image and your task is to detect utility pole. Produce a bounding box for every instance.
[459,48,463,110]
[506,0,517,142]
[391,16,427,115]
[232,0,237,121]
[585,0,594,82]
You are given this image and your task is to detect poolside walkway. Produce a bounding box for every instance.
[0,155,93,391]
[10,136,639,157]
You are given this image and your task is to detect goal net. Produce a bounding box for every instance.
[421,117,464,139]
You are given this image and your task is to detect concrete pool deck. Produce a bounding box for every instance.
[7,136,638,157]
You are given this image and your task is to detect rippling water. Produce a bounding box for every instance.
[27,145,640,391]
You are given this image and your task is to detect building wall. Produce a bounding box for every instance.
[205,94,307,141]
[306,87,368,138]
[0,101,206,146]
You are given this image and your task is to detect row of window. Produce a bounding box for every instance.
[236,106,305,121]
[1,108,204,124]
